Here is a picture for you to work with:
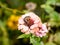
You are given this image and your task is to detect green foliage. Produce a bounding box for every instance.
[30,35,41,45]
[17,34,31,39]
[49,12,60,27]
[41,0,60,27]
[0,21,10,45]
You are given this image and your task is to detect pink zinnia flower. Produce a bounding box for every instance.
[18,12,48,37]
[35,24,48,37]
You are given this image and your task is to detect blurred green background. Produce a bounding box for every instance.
[0,0,60,45]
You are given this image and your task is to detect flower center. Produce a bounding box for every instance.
[24,16,34,27]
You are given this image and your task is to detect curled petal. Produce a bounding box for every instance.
[25,29,30,34]
[41,24,48,32]
[18,17,25,25]
[35,32,46,37]
[30,24,38,29]
[18,25,29,33]
[30,27,39,33]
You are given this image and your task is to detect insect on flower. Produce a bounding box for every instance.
[24,16,34,27]
[18,12,48,37]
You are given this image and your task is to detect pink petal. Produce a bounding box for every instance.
[30,24,38,29]
[18,25,29,33]
[18,17,25,24]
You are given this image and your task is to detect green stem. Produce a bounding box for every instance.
[1,27,10,45]
[0,21,10,45]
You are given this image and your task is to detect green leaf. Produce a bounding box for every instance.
[17,34,31,39]
[49,12,60,27]
[46,0,56,5]
[41,4,54,14]
[30,35,41,45]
